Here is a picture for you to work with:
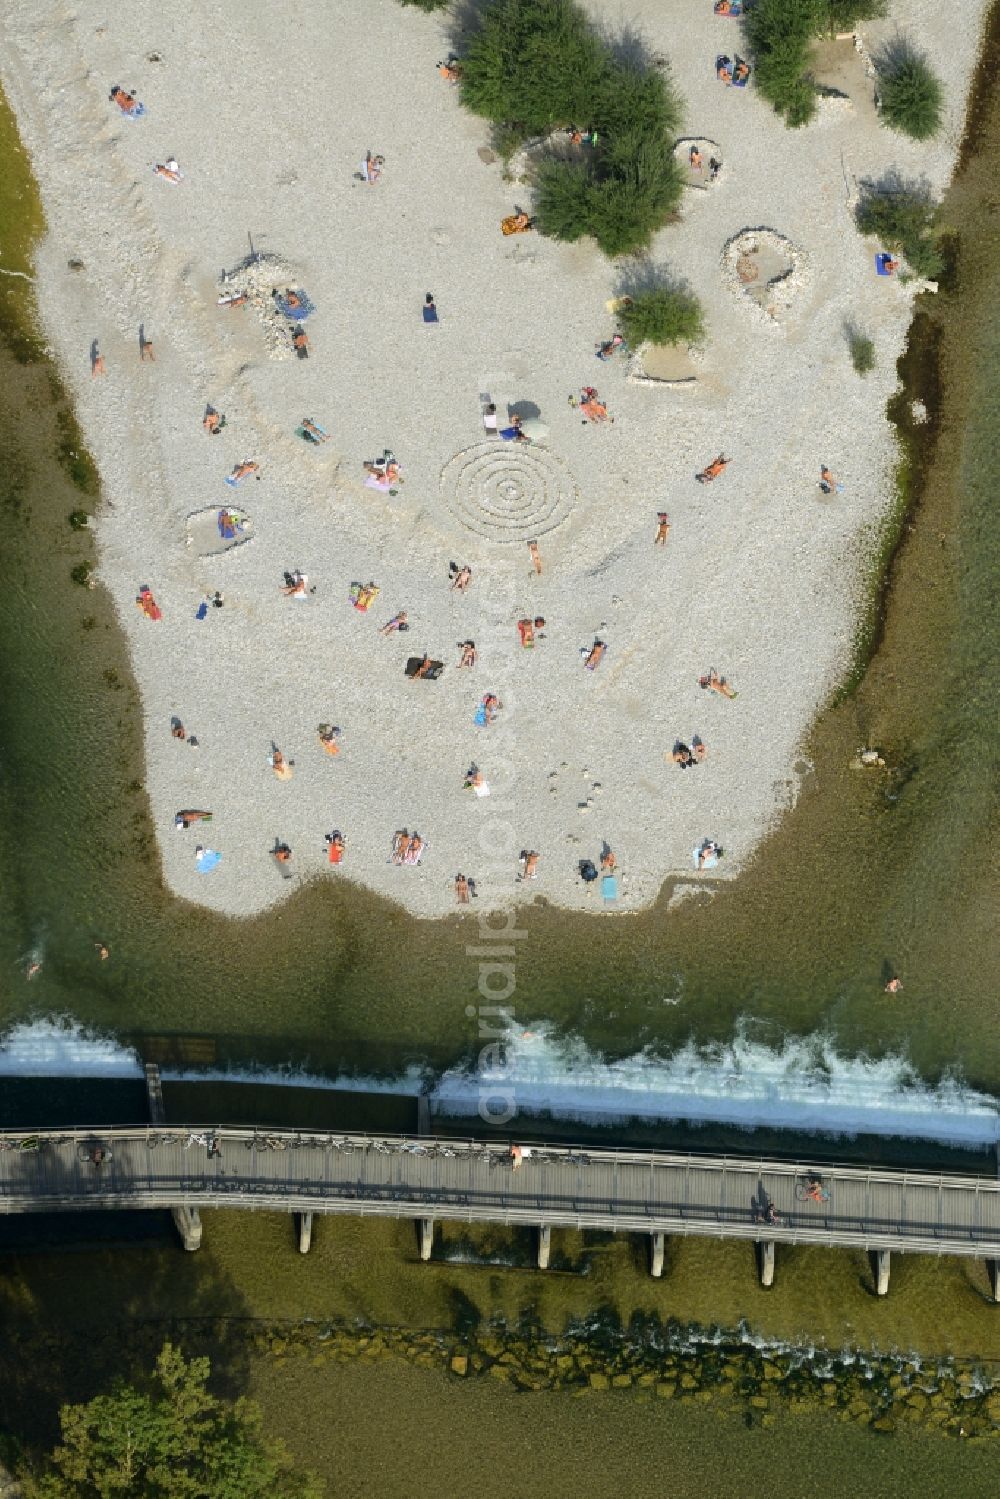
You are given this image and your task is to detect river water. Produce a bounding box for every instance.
[0,16,999,1487]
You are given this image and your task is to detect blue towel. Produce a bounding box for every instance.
[422,305,439,323]
[196,849,221,873]
[876,253,893,276]
[602,875,618,901]
[474,704,488,727]
[195,601,208,620]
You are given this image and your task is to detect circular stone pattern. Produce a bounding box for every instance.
[441,440,578,543]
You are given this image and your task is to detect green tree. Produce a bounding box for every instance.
[878,55,944,141]
[619,284,705,347]
[21,1344,323,1499]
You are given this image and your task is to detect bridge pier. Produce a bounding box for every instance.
[537,1225,551,1269]
[298,1212,313,1254]
[172,1206,202,1252]
[757,1240,775,1288]
[989,1260,1000,1303]
[418,1218,434,1261]
[650,1232,665,1278]
[874,1249,891,1297]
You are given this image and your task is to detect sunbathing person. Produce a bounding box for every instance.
[438,56,462,84]
[689,146,703,170]
[226,460,259,486]
[281,570,310,598]
[270,747,294,781]
[363,457,401,485]
[517,616,546,648]
[482,694,501,724]
[301,417,329,442]
[458,640,477,668]
[499,413,527,442]
[350,581,380,612]
[380,610,408,636]
[696,839,721,870]
[450,563,473,592]
[579,387,610,423]
[109,85,142,115]
[601,845,617,874]
[819,465,844,495]
[291,328,309,359]
[595,333,625,361]
[317,724,341,755]
[325,831,345,865]
[455,873,471,905]
[733,59,751,84]
[695,454,729,483]
[519,850,539,881]
[464,766,488,794]
[716,55,733,84]
[203,406,225,435]
[654,512,670,546]
[528,540,542,575]
[405,833,425,864]
[583,639,606,671]
[175,809,212,830]
[699,668,737,699]
[501,211,533,236]
[218,291,247,309]
[136,586,162,620]
[152,159,181,184]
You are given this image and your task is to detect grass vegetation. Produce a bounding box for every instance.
[619,284,705,347]
[746,0,887,128]
[458,0,684,256]
[878,54,944,141]
[855,178,944,279]
[846,326,876,374]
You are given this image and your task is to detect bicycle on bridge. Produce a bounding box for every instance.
[795,1175,831,1204]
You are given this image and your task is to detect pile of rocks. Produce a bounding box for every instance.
[216,252,301,361]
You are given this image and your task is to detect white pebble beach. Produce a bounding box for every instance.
[0,0,987,919]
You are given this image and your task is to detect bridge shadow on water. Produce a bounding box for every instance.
[0,1140,255,1453]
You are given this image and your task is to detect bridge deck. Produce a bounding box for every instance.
[1,1128,998,1256]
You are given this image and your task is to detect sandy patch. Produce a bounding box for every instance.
[0,0,988,920]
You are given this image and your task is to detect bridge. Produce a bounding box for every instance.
[2,1119,998,1299]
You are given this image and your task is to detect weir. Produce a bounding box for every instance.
[1,1122,999,1301]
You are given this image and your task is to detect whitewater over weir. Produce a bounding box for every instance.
[1,1019,997,1150]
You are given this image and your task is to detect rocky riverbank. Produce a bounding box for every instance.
[250,1317,999,1442]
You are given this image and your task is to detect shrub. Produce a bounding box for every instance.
[819,0,887,32]
[460,0,606,138]
[398,0,449,10]
[68,508,89,529]
[847,328,876,374]
[70,560,93,586]
[879,55,944,141]
[856,181,944,279]
[619,285,705,347]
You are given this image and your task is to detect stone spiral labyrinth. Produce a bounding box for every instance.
[440,440,578,543]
